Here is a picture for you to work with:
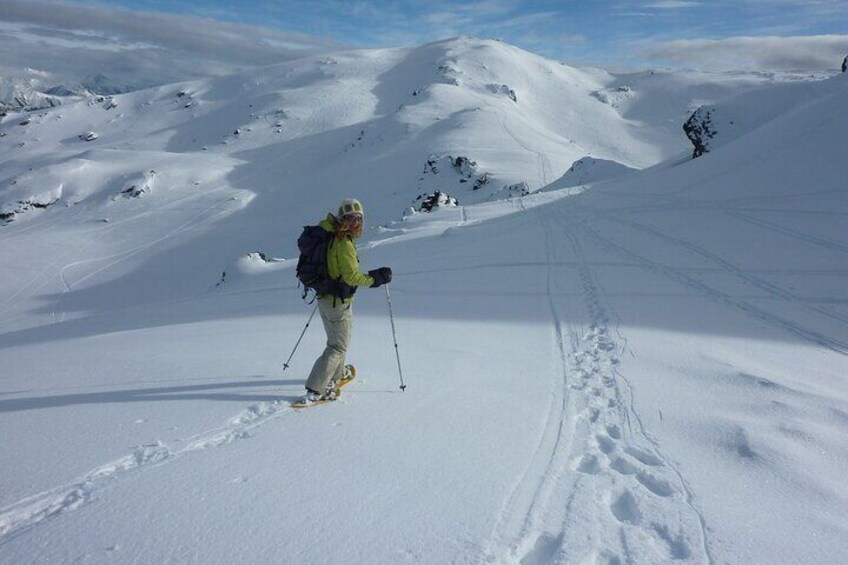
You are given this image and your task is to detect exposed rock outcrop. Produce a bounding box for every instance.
[417,154,492,194]
[487,84,517,102]
[683,106,718,158]
[1,196,60,225]
[499,181,530,198]
[116,170,157,199]
[592,86,633,108]
[416,190,459,212]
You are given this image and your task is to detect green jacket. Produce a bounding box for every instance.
[319,214,374,302]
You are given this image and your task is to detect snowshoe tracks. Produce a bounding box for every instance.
[486,214,711,564]
[0,399,293,544]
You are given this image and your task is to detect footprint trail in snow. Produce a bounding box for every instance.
[0,400,292,544]
[486,213,711,564]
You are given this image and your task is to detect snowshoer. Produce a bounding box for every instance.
[301,199,392,404]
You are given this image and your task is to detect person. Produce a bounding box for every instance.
[302,198,392,403]
[842,55,847,73]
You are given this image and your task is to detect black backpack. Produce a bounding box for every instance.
[295,225,356,301]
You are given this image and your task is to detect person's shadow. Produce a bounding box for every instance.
[0,377,303,413]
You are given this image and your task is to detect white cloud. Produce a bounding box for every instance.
[425,11,472,27]
[489,11,562,30]
[558,34,588,47]
[0,0,343,90]
[643,1,701,8]
[642,34,848,70]
[448,0,517,17]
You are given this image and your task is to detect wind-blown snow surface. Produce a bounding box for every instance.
[1,38,846,564]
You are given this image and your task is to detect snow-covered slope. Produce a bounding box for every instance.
[0,37,685,329]
[682,74,843,157]
[0,76,74,114]
[2,38,651,219]
[1,38,846,564]
[598,67,836,155]
[2,39,816,225]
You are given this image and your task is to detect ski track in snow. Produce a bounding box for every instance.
[610,215,848,326]
[497,114,554,187]
[485,210,711,564]
[725,209,848,254]
[581,217,848,356]
[0,399,293,545]
[483,210,575,564]
[0,182,244,328]
[55,188,245,323]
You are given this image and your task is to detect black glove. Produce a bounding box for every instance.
[368,267,392,288]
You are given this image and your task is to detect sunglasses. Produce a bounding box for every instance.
[342,213,363,223]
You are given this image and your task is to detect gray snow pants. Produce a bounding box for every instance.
[305,296,352,394]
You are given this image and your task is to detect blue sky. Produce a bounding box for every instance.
[1,0,846,84]
[63,0,848,67]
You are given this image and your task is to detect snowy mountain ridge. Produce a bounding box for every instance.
[0,74,141,115]
[1,38,829,228]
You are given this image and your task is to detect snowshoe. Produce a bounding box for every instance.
[292,365,356,409]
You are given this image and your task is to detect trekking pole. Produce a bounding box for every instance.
[384,284,407,391]
[282,303,318,371]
